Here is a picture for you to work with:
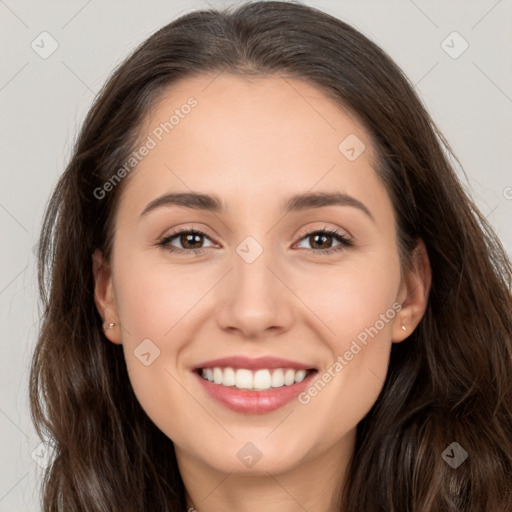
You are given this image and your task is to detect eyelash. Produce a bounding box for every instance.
[156,226,353,256]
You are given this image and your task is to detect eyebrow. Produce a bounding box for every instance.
[139,191,374,221]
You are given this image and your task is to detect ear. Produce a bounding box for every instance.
[92,249,122,345]
[392,238,432,343]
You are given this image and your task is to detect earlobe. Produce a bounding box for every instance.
[92,249,122,345]
[392,239,432,343]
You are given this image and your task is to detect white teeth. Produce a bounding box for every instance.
[235,369,253,390]
[284,369,295,386]
[294,369,307,383]
[223,367,236,386]
[271,369,284,387]
[200,366,311,390]
[213,367,223,384]
[253,369,271,390]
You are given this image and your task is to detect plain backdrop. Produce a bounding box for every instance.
[1,0,511,510]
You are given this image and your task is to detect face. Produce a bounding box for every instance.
[93,73,429,478]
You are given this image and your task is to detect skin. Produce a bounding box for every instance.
[93,73,431,512]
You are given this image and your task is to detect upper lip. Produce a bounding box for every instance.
[193,356,316,371]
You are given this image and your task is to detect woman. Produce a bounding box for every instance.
[30,1,512,511]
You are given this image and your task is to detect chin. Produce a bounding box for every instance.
[192,438,311,476]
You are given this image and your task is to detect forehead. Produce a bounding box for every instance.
[117,72,390,220]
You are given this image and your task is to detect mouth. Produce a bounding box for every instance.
[192,355,319,413]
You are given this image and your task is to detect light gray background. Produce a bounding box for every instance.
[1,0,511,510]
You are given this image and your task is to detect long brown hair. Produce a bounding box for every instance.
[30,1,512,510]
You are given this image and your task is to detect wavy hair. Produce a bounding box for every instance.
[30,1,512,510]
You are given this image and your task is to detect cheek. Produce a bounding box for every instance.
[111,254,222,436]
[298,249,401,346]
[122,354,199,446]
[295,252,401,424]
[112,257,198,436]
[113,250,213,342]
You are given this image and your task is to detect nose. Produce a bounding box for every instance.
[214,242,294,340]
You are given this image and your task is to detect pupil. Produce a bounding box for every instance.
[311,234,331,249]
[183,233,202,249]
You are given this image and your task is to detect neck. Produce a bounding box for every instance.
[178,431,355,512]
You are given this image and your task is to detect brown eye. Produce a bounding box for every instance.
[158,228,215,255]
[177,232,204,249]
[295,227,353,255]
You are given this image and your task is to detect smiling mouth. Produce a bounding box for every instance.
[195,367,317,391]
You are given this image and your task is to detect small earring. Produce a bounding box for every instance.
[104,322,116,330]
[401,324,407,331]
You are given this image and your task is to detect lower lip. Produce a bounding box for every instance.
[194,370,317,414]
